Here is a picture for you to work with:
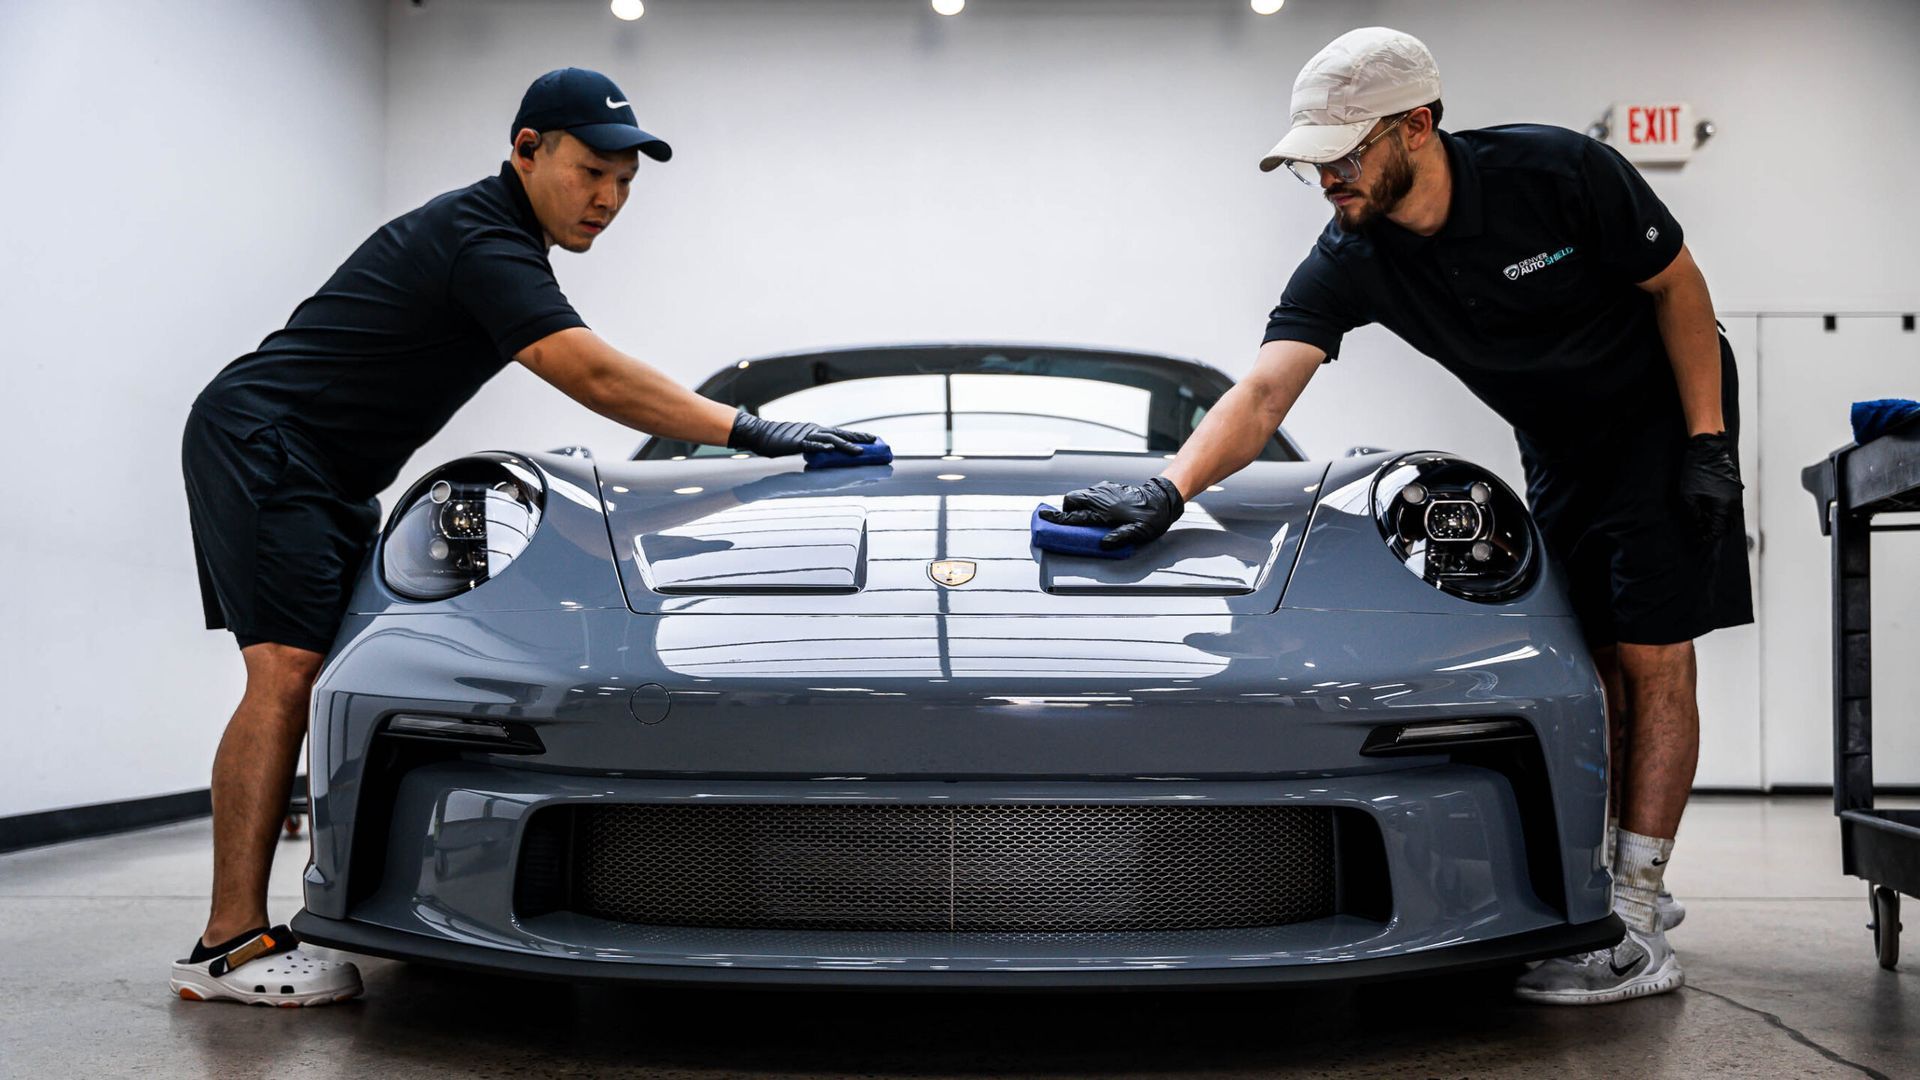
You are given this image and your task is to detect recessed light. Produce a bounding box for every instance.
[673,486,703,495]
[610,0,644,20]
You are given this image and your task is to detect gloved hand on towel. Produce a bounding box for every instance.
[727,410,877,459]
[805,437,893,470]
[1037,476,1185,552]
[1678,431,1742,544]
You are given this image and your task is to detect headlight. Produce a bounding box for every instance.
[381,453,545,601]
[1371,453,1536,601]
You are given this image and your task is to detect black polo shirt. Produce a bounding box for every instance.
[195,163,587,500]
[1263,125,1684,456]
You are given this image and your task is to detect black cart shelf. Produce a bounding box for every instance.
[1802,412,1920,970]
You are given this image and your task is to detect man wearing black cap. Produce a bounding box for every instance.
[170,68,870,1006]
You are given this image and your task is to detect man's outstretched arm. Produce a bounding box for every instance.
[516,327,871,456]
[1044,338,1326,549]
[1161,338,1327,499]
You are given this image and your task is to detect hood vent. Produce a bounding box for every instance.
[636,502,866,594]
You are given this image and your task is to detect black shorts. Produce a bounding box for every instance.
[182,406,380,654]
[1517,335,1754,646]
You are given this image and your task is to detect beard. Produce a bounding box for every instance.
[1328,136,1416,231]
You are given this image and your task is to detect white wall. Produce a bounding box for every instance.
[6,0,1917,816]
[381,0,1920,478]
[0,0,388,817]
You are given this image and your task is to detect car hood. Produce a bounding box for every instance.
[596,453,1329,615]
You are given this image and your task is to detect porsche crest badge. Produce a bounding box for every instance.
[927,560,976,587]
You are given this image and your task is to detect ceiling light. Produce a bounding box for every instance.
[1251,0,1284,13]
[932,0,964,14]
[673,486,703,495]
[937,473,965,481]
[610,0,644,19]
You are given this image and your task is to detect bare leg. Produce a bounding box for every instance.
[1615,640,1700,840]
[1591,644,1628,821]
[202,642,325,947]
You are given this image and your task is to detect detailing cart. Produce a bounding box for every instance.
[1802,412,1920,970]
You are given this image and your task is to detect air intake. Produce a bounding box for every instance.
[523,803,1371,933]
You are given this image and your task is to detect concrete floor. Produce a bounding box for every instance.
[0,796,1911,1079]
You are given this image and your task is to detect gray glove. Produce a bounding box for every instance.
[1038,476,1186,550]
[727,411,876,458]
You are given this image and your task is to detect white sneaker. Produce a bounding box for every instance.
[170,925,363,1007]
[1513,924,1682,1005]
[1657,890,1686,931]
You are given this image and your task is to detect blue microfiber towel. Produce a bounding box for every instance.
[1030,504,1135,560]
[804,437,893,470]
[1852,399,1920,444]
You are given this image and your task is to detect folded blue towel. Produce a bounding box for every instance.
[1030,504,1135,560]
[804,437,893,470]
[1852,399,1920,444]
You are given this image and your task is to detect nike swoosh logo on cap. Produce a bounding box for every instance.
[606,97,629,109]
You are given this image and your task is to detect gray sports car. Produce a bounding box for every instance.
[291,343,1621,987]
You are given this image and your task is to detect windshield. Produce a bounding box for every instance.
[635,346,1299,461]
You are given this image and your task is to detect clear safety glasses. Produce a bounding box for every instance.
[1282,114,1407,186]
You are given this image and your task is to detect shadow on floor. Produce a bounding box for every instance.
[174,958,1694,1079]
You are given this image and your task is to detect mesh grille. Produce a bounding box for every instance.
[557,804,1339,932]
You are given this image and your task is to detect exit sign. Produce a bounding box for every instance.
[1607,101,1695,163]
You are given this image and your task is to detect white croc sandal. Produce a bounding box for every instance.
[170,925,363,1007]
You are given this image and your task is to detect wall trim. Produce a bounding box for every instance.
[0,789,213,855]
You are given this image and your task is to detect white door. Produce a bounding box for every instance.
[1692,315,1762,788]
[1757,314,1920,788]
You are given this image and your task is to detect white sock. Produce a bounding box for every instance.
[1605,816,1619,868]
[1614,828,1673,935]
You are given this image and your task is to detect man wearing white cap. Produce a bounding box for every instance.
[1047,27,1748,1005]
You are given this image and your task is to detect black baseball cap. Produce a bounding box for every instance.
[511,68,672,162]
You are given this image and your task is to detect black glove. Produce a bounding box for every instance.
[726,410,876,458]
[1039,476,1186,550]
[1679,431,1742,543]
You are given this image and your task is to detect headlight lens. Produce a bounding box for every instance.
[381,453,545,601]
[1371,453,1536,601]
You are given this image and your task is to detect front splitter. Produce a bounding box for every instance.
[290,910,1624,990]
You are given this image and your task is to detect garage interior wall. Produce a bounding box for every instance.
[0,0,389,818]
[3,0,1914,818]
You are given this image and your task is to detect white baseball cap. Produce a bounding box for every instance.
[1259,27,1443,173]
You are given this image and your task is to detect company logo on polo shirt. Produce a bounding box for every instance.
[1502,246,1576,281]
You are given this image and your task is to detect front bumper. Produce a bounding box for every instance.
[303,606,1610,985]
[298,764,1612,986]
